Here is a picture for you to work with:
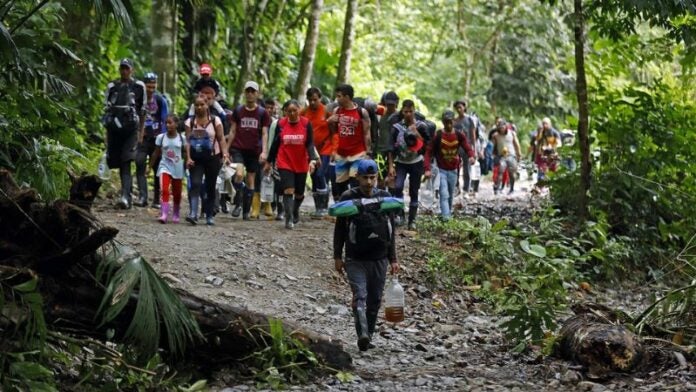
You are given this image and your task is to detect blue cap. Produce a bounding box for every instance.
[357,159,378,175]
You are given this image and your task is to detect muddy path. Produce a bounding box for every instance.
[94,175,694,391]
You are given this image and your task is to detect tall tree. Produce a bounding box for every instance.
[233,0,270,105]
[573,0,590,219]
[294,0,323,104]
[336,0,357,86]
[152,0,178,103]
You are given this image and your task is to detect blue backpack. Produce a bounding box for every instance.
[189,116,215,161]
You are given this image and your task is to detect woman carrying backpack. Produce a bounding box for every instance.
[265,99,320,229]
[185,96,229,225]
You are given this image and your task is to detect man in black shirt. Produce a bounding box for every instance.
[103,59,146,209]
[333,159,400,351]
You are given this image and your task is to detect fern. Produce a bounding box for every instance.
[96,242,203,359]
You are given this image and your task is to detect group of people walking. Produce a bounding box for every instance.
[102,58,572,352]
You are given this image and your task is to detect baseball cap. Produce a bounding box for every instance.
[357,159,379,176]
[244,81,259,91]
[441,110,455,122]
[199,63,212,76]
[119,58,133,69]
[383,91,399,105]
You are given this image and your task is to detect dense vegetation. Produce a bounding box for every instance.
[1,0,695,389]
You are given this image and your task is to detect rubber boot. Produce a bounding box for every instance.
[508,175,515,195]
[219,194,229,214]
[117,164,133,209]
[231,183,243,217]
[310,193,322,219]
[263,201,273,217]
[283,195,294,229]
[276,194,285,221]
[242,189,253,220]
[293,196,304,225]
[172,204,180,223]
[135,173,148,207]
[186,196,198,225]
[366,310,379,349]
[250,192,261,219]
[151,177,161,208]
[407,206,418,231]
[355,308,371,351]
[158,203,169,224]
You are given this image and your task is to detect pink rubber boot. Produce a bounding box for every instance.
[158,203,169,224]
[172,204,180,223]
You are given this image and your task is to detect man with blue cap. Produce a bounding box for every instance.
[333,159,401,351]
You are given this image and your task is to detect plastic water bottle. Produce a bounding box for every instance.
[469,160,481,181]
[260,175,274,203]
[98,153,110,180]
[384,276,405,322]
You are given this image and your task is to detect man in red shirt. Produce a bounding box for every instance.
[302,87,335,218]
[227,81,270,220]
[327,84,371,198]
[425,110,475,221]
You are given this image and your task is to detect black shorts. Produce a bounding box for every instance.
[106,126,137,169]
[230,149,259,174]
[278,169,307,194]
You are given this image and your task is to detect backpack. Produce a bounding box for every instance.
[353,97,379,146]
[189,116,215,161]
[346,194,393,259]
[106,80,139,131]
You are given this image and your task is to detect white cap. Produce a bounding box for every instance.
[244,81,259,91]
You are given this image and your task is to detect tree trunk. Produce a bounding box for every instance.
[0,169,353,371]
[574,0,590,219]
[233,0,270,106]
[257,0,288,87]
[336,0,357,86]
[294,0,323,104]
[181,2,196,67]
[151,0,178,104]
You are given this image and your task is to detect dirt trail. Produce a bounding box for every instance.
[95,174,693,391]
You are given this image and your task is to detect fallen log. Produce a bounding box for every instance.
[0,169,352,374]
[556,303,686,377]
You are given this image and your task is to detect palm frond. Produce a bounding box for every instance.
[634,281,696,345]
[0,20,19,63]
[96,242,203,358]
[81,0,133,29]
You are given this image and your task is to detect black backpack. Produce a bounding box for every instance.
[347,194,393,259]
[106,80,138,132]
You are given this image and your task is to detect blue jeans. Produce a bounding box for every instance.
[344,258,388,313]
[439,169,457,219]
[394,160,424,208]
[311,154,333,193]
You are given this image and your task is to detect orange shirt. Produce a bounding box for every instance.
[302,104,335,156]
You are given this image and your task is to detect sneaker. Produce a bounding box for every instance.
[133,198,147,207]
[151,201,161,209]
[407,222,416,230]
[231,205,242,217]
[206,216,215,226]
[185,215,197,225]
[116,197,131,209]
[285,221,294,230]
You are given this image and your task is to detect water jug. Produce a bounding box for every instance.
[260,175,274,203]
[469,160,481,181]
[383,276,405,322]
[98,153,110,180]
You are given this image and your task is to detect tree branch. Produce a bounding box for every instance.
[9,0,49,34]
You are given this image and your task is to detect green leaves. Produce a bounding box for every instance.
[96,242,203,359]
[520,240,547,258]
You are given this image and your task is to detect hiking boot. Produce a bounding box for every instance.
[158,203,169,224]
